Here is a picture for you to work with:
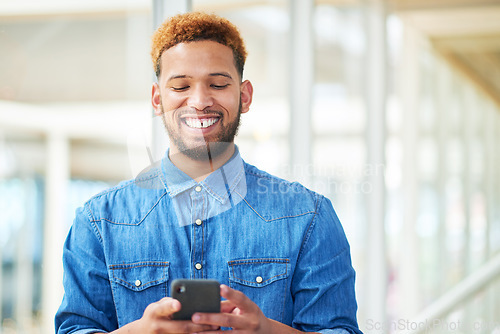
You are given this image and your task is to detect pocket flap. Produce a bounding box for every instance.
[228,258,289,287]
[109,261,169,292]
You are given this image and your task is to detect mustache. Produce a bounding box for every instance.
[163,106,223,117]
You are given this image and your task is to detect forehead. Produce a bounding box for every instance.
[160,40,237,78]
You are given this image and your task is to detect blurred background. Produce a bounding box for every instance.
[0,0,499,333]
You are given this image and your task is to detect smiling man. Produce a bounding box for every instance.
[152,37,252,180]
[55,12,362,334]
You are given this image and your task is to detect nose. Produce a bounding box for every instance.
[187,84,214,111]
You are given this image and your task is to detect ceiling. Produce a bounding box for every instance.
[389,0,500,107]
[2,0,499,106]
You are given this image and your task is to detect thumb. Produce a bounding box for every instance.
[150,297,182,318]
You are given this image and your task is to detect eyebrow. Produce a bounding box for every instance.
[167,72,233,82]
[167,74,192,82]
[209,72,233,80]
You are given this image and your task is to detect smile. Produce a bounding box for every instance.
[184,117,220,129]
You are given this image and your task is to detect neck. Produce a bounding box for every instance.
[169,143,235,182]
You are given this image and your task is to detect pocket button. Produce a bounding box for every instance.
[135,280,142,287]
[255,276,263,284]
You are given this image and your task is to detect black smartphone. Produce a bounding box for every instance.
[171,279,221,320]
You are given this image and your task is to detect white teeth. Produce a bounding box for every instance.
[185,118,218,129]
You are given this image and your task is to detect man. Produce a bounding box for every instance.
[55,12,362,334]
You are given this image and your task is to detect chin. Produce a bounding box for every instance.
[176,142,233,161]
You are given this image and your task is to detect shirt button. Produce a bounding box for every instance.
[256,276,263,283]
[135,280,142,287]
[195,186,202,192]
[195,263,202,270]
[195,219,202,226]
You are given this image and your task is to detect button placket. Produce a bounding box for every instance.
[191,184,205,278]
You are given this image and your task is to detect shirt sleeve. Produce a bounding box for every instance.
[55,205,117,334]
[291,195,363,334]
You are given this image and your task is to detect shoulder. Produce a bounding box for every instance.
[82,165,168,224]
[242,162,328,220]
[243,162,319,199]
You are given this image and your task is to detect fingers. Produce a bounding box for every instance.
[192,311,255,330]
[220,284,256,313]
[146,297,181,318]
[142,298,219,333]
[220,300,238,313]
[157,320,218,333]
[192,286,258,330]
[192,287,271,332]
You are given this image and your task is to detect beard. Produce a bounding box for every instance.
[160,102,242,161]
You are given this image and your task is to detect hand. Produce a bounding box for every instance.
[114,297,218,333]
[191,284,273,333]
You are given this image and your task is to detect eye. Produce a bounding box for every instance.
[171,86,189,92]
[211,84,229,90]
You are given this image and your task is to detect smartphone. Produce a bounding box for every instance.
[171,279,221,320]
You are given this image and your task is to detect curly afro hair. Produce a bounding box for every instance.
[151,12,247,79]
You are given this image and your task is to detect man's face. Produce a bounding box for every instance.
[152,40,253,160]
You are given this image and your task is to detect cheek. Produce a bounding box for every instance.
[161,92,186,111]
[158,102,177,123]
[220,92,241,109]
[166,110,179,124]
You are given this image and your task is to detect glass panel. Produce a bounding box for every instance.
[312,4,366,136]
[0,178,42,327]
[311,2,366,271]
[0,2,152,331]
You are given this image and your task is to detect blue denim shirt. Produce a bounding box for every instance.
[161,148,248,228]
[55,149,362,334]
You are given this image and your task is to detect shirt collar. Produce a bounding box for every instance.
[161,146,245,204]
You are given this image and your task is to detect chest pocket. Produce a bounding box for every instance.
[109,261,169,327]
[228,258,289,322]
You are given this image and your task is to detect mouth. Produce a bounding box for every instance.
[181,116,221,129]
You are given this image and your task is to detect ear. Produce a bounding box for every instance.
[240,80,253,114]
[151,82,162,116]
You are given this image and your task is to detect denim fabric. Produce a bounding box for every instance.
[55,151,362,334]
[160,148,247,227]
